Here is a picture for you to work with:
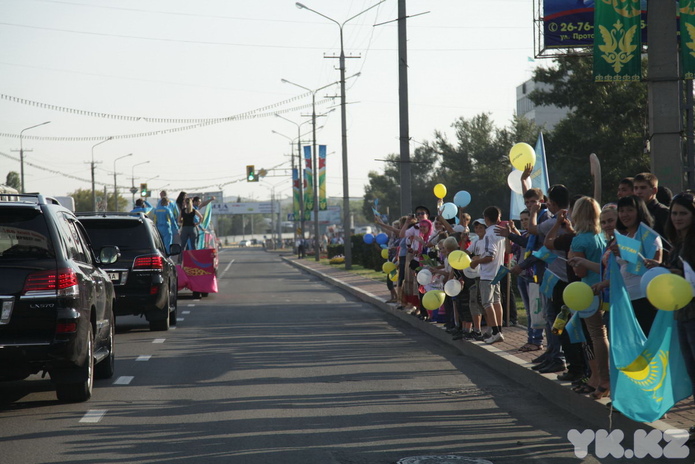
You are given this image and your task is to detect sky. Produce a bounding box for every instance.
[0,0,537,205]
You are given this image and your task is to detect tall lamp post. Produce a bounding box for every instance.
[295,1,384,269]
[91,137,113,211]
[19,121,51,193]
[113,153,133,211]
[281,78,339,262]
[131,161,150,206]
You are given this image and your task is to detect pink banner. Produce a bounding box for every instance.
[180,249,218,293]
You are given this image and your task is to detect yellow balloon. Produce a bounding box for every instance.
[433,183,447,199]
[381,248,389,259]
[423,290,446,310]
[448,250,471,270]
[382,261,397,274]
[563,281,594,311]
[646,273,693,311]
[389,270,399,282]
[509,142,536,171]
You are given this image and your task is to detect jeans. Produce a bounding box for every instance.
[518,275,543,346]
[180,226,197,251]
[543,292,563,362]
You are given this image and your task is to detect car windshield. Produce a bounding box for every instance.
[0,208,55,260]
[81,219,151,250]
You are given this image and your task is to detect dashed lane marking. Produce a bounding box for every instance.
[113,376,134,385]
[136,355,151,361]
[182,311,190,314]
[153,339,165,344]
[79,410,107,423]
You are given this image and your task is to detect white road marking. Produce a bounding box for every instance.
[187,304,195,307]
[153,338,165,344]
[79,410,107,423]
[182,311,190,314]
[113,376,134,385]
[136,355,151,361]
[220,258,235,279]
[177,318,184,322]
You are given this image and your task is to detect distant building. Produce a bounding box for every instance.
[516,79,569,131]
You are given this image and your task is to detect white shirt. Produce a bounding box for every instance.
[477,224,506,281]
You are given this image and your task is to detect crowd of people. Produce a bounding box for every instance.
[373,171,695,409]
[131,190,215,253]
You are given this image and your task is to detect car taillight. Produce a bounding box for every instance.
[23,268,79,297]
[133,255,163,270]
[56,322,77,334]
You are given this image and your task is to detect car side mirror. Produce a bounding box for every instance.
[99,246,120,264]
[168,243,182,256]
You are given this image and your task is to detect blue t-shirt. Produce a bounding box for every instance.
[570,232,606,286]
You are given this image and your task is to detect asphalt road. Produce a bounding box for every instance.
[0,248,683,464]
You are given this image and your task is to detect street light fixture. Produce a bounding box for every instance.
[113,153,133,211]
[19,121,51,193]
[295,1,384,269]
[131,160,150,206]
[91,137,113,211]
[281,78,340,262]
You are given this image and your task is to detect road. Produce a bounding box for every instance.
[0,248,677,463]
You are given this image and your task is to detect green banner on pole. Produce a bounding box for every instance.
[681,1,695,79]
[593,0,641,82]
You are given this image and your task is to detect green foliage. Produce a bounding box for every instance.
[350,235,385,271]
[327,244,344,258]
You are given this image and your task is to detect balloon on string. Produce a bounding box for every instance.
[417,269,433,285]
[563,281,594,311]
[375,233,389,245]
[639,267,670,297]
[646,273,693,311]
[448,250,471,270]
[444,279,462,297]
[382,261,397,274]
[433,183,447,199]
[380,248,389,260]
[422,290,446,310]
[441,202,458,220]
[463,266,480,279]
[507,170,524,194]
[363,233,375,244]
[389,270,399,282]
[509,142,536,171]
[453,190,471,208]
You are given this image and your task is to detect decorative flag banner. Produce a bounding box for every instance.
[616,223,659,276]
[292,167,300,221]
[608,255,691,423]
[180,248,218,294]
[196,203,213,250]
[510,133,550,220]
[319,145,327,211]
[532,245,558,264]
[540,269,560,298]
[681,0,695,79]
[593,0,642,82]
[491,265,510,285]
[614,231,641,264]
[303,146,313,221]
[565,313,586,344]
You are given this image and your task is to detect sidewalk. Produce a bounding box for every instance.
[281,254,695,434]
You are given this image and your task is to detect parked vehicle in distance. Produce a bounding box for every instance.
[77,212,181,331]
[0,194,119,402]
[238,239,251,247]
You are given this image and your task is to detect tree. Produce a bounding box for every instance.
[530,55,649,200]
[5,171,20,190]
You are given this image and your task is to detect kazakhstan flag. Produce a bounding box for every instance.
[608,255,692,423]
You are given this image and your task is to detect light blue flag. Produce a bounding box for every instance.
[510,133,550,220]
[628,222,659,275]
[608,255,692,423]
[540,270,560,298]
[614,231,641,264]
[565,313,586,344]
[490,265,509,285]
[532,245,558,264]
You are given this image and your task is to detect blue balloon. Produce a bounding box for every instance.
[441,202,458,220]
[363,233,375,244]
[640,267,670,297]
[375,233,389,245]
[453,190,471,208]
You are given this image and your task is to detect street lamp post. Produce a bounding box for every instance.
[295,1,384,269]
[18,121,51,193]
[281,79,338,262]
[113,153,133,211]
[131,161,150,206]
[91,137,113,211]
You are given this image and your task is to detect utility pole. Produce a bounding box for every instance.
[398,0,412,218]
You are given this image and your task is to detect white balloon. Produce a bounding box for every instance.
[444,279,462,297]
[463,266,479,279]
[507,170,524,194]
[417,269,433,285]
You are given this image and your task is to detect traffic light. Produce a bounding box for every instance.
[139,183,148,197]
[246,165,258,182]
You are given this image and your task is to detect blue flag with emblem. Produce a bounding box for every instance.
[608,255,692,422]
[532,245,558,264]
[490,265,509,285]
[565,312,586,344]
[540,270,560,298]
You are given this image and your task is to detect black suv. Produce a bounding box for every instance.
[77,212,180,331]
[0,194,119,402]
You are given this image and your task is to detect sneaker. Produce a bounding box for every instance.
[473,331,486,341]
[464,331,481,340]
[452,330,465,340]
[482,331,492,340]
[484,332,505,344]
